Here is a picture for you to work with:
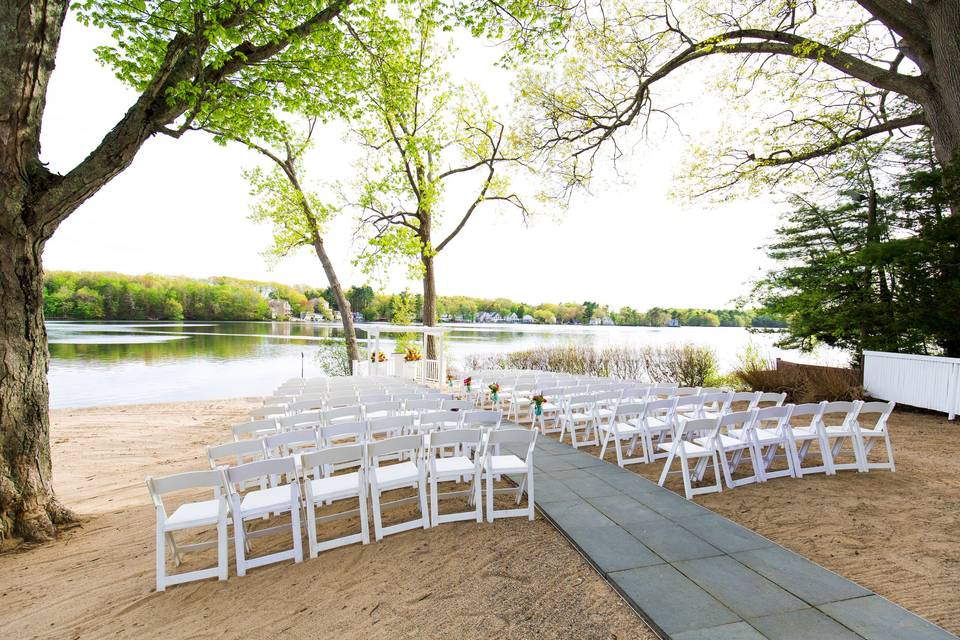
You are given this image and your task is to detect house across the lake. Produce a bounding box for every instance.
[268,299,292,319]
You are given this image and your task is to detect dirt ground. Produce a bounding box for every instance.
[563,407,960,635]
[0,399,654,640]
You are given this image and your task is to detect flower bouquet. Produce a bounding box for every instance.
[463,376,472,393]
[370,351,387,363]
[532,394,547,416]
[488,382,501,403]
[446,373,455,388]
[404,347,422,362]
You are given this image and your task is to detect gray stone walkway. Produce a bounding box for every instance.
[504,435,957,640]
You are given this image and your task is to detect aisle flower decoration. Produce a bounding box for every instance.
[488,382,500,403]
[370,351,387,362]
[463,376,472,393]
[532,394,547,416]
[404,347,422,362]
[446,373,455,388]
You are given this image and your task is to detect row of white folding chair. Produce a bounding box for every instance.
[151,429,536,590]
[653,400,895,499]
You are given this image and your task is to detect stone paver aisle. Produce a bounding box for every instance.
[505,435,957,640]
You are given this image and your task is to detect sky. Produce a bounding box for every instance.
[41,12,783,311]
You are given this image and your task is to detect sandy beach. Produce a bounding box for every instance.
[0,399,653,640]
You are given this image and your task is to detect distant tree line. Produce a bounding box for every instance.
[44,271,784,328]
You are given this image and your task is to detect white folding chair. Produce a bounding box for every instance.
[751,405,798,480]
[263,430,319,466]
[530,387,563,433]
[592,389,623,432]
[368,435,430,541]
[820,401,866,472]
[673,386,701,397]
[708,409,766,488]
[442,399,473,411]
[427,429,484,526]
[637,397,679,460]
[483,429,537,522]
[326,393,358,408]
[505,382,535,421]
[207,439,267,475]
[300,444,370,556]
[221,458,303,576]
[598,402,650,467]
[146,470,228,592]
[403,398,442,420]
[418,410,464,433]
[854,401,896,471]
[232,418,278,442]
[657,417,724,500]
[786,402,835,477]
[289,398,325,414]
[560,393,598,448]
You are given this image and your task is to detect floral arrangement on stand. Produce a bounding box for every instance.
[463,376,472,393]
[404,347,422,362]
[369,351,387,363]
[446,373,455,388]
[532,394,547,416]
[488,382,500,404]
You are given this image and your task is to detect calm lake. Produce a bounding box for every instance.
[47,321,844,408]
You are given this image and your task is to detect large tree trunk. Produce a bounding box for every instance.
[311,237,360,372]
[922,0,960,170]
[0,220,73,543]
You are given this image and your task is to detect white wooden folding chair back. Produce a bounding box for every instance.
[698,392,732,419]
[674,395,705,426]
[714,409,765,488]
[506,382,535,421]
[647,384,679,399]
[278,411,322,432]
[418,410,463,433]
[621,385,651,402]
[249,405,286,420]
[427,429,484,526]
[483,428,537,521]
[599,402,649,467]
[289,398,325,414]
[326,393,358,408]
[673,386,702,397]
[363,400,401,420]
[755,392,787,408]
[854,400,896,471]
[657,416,723,500]
[324,405,363,427]
[221,458,303,576]
[367,435,429,541]
[405,398,442,418]
[264,429,319,460]
[300,444,370,556]
[724,391,761,413]
[319,420,367,457]
[442,399,473,411]
[369,415,415,442]
[787,402,835,476]
[752,405,797,480]
[358,393,392,405]
[207,439,268,486]
[592,389,623,430]
[819,401,866,472]
[146,470,229,591]
[232,418,278,442]
[462,410,503,429]
[530,387,563,433]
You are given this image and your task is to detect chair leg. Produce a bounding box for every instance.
[291,505,303,563]
[306,500,319,558]
[217,516,228,581]
[599,431,610,460]
[658,448,676,486]
[233,515,248,577]
[156,523,166,592]
[473,475,483,523]
[359,486,371,544]
[418,478,430,529]
[371,488,384,542]
[486,471,494,523]
[679,452,693,500]
[614,436,625,467]
[430,477,439,528]
[527,470,535,520]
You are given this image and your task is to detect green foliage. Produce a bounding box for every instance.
[40,272,325,321]
[753,141,960,358]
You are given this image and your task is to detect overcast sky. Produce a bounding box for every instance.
[41,13,782,310]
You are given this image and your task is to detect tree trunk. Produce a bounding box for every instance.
[421,252,439,360]
[0,220,73,544]
[311,237,360,372]
[922,0,960,170]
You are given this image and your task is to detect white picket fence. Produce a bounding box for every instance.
[863,351,960,419]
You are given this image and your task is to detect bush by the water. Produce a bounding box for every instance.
[734,358,863,403]
[464,343,722,387]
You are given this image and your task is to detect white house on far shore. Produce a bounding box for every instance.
[268,299,292,319]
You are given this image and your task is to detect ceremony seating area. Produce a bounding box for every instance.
[461,369,896,500]
[147,376,536,592]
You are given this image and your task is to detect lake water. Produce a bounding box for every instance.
[47,321,844,408]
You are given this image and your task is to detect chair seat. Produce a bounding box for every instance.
[755,429,784,443]
[373,462,420,488]
[165,499,222,530]
[566,412,594,423]
[645,417,672,432]
[240,485,295,515]
[659,441,711,457]
[824,426,855,436]
[599,421,642,435]
[700,434,749,449]
[860,428,886,437]
[486,454,528,474]
[432,456,476,476]
[538,402,559,412]
[308,472,361,501]
[791,426,818,438]
[595,408,615,417]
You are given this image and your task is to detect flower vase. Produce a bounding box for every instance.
[534,404,543,417]
[491,392,499,403]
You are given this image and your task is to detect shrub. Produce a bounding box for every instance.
[734,359,863,403]
[640,344,719,387]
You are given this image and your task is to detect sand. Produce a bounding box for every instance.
[567,408,960,635]
[0,400,653,640]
